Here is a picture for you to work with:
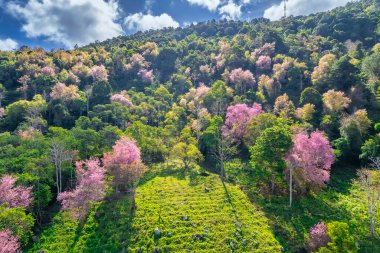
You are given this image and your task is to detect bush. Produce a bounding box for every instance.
[317,222,358,253]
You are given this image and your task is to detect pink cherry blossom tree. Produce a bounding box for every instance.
[138,69,154,84]
[103,137,145,211]
[57,159,106,221]
[91,65,108,82]
[110,91,133,107]
[0,229,20,253]
[306,223,330,252]
[286,131,334,207]
[250,43,276,61]
[50,82,80,103]
[0,175,32,209]
[125,53,149,72]
[229,68,256,94]
[40,66,56,77]
[222,103,263,142]
[256,55,272,71]
[103,137,145,192]
[0,107,4,118]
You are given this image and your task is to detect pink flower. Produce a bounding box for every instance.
[286,131,334,190]
[0,175,32,209]
[0,229,20,253]
[91,65,108,82]
[222,103,263,142]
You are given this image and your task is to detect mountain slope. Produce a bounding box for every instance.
[29,169,281,252]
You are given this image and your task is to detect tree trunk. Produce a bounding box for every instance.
[271,172,275,194]
[289,167,293,208]
[220,160,225,180]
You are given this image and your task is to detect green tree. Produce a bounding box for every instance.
[250,126,292,193]
[203,80,233,116]
[317,222,358,253]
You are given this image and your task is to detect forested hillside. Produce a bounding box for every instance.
[1,0,380,252]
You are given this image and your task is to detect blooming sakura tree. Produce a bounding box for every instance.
[274,93,295,118]
[57,159,106,221]
[0,175,32,209]
[256,56,272,71]
[286,131,334,207]
[103,137,145,211]
[91,65,108,82]
[222,103,263,142]
[0,229,20,253]
[250,43,276,62]
[0,107,4,118]
[229,68,256,94]
[110,91,133,107]
[138,69,154,84]
[125,53,149,72]
[306,223,330,252]
[40,66,56,77]
[103,137,145,192]
[50,82,80,103]
[17,75,30,100]
[182,83,210,114]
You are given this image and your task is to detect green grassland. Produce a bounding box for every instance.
[232,164,380,252]
[28,165,379,253]
[128,172,281,252]
[28,167,281,252]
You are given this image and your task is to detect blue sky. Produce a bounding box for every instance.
[0,0,354,50]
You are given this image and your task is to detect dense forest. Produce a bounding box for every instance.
[1,0,380,252]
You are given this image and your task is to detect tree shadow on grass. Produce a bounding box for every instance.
[138,163,207,188]
[240,166,358,253]
[66,195,134,253]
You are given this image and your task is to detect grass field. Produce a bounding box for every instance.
[28,167,281,252]
[128,171,281,252]
[233,164,380,253]
[29,164,380,252]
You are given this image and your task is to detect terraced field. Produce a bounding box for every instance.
[128,173,281,252]
[29,169,281,252]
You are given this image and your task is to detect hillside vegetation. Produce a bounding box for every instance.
[1,0,380,252]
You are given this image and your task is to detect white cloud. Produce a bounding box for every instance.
[6,0,123,48]
[186,0,221,11]
[124,13,179,32]
[263,0,355,21]
[219,1,242,20]
[0,38,18,51]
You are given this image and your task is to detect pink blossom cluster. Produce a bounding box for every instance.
[125,53,149,71]
[40,66,56,77]
[103,137,144,189]
[256,56,272,71]
[103,137,142,167]
[91,65,108,82]
[307,223,330,252]
[222,103,263,141]
[286,131,334,189]
[67,72,80,85]
[196,83,210,99]
[251,43,275,61]
[229,68,256,86]
[199,65,213,75]
[0,107,4,118]
[110,91,133,107]
[0,229,20,253]
[57,159,106,220]
[50,82,80,102]
[0,175,32,209]
[138,69,154,83]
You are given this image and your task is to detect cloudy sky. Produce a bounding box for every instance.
[0,0,354,50]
